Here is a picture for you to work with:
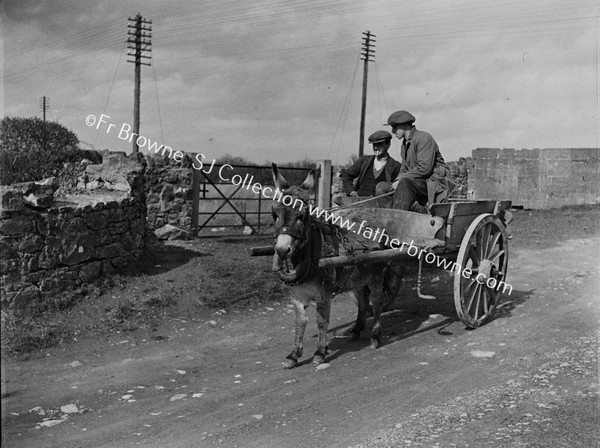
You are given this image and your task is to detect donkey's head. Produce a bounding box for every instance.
[271,163,317,283]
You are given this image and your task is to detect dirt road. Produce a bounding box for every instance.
[2,236,598,448]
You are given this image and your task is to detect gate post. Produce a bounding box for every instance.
[317,159,332,210]
[191,167,199,235]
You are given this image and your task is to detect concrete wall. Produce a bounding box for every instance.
[470,148,599,209]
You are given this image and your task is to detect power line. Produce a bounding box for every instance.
[8,15,594,86]
[329,56,361,163]
[96,40,127,145]
[7,0,594,69]
[151,59,166,146]
[373,63,388,127]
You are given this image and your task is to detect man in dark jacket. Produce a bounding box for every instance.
[338,130,402,205]
[382,110,451,210]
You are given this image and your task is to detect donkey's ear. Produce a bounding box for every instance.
[300,169,317,191]
[272,163,290,190]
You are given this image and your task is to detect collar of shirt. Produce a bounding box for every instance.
[373,156,388,169]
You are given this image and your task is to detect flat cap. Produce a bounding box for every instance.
[385,110,416,126]
[368,130,392,144]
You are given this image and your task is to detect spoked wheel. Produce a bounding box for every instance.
[454,214,509,328]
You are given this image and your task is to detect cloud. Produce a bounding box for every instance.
[3,0,598,165]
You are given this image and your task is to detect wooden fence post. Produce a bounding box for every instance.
[317,159,332,210]
[191,167,199,235]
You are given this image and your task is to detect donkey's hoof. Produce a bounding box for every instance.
[370,337,381,349]
[283,358,297,369]
[348,332,360,342]
[346,328,361,341]
[313,347,328,366]
[313,355,326,366]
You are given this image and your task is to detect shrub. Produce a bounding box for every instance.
[284,157,316,169]
[0,117,100,185]
[345,153,360,168]
[216,153,257,166]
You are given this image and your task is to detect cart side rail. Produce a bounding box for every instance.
[430,200,511,248]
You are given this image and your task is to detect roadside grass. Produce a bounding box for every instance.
[1,236,286,358]
[2,280,108,357]
[1,311,75,357]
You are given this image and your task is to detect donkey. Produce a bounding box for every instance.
[271,164,405,369]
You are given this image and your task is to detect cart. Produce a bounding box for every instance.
[251,199,512,329]
[320,199,512,329]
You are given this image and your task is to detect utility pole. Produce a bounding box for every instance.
[359,30,375,158]
[127,13,152,153]
[39,96,50,122]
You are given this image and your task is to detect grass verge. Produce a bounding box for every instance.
[1,236,286,358]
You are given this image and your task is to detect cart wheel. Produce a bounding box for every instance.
[454,214,509,328]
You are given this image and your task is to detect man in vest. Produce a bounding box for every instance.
[382,110,451,210]
[337,130,402,205]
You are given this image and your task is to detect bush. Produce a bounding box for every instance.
[216,153,257,166]
[284,157,316,169]
[0,117,100,185]
[345,153,359,168]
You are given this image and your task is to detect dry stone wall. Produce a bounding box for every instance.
[144,159,344,237]
[0,153,146,309]
[144,154,194,234]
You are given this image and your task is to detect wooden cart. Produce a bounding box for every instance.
[319,200,513,328]
[252,199,512,329]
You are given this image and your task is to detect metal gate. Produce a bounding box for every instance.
[191,162,331,237]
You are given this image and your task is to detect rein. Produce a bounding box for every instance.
[328,191,394,212]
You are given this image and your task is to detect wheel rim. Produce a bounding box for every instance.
[454,214,509,328]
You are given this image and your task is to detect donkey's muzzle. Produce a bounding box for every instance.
[276,244,292,260]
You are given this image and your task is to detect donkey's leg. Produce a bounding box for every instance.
[369,279,385,349]
[284,297,309,369]
[382,263,405,312]
[347,286,369,341]
[313,295,331,366]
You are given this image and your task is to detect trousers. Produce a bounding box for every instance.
[375,178,428,210]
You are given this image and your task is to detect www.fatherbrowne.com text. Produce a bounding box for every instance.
[302,204,512,295]
[87,113,512,294]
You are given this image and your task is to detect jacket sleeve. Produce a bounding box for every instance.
[340,158,363,195]
[399,133,438,180]
[390,160,403,182]
[395,146,408,179]
[399,159,408,175]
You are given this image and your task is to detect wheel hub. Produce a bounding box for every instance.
[478,259,494,280]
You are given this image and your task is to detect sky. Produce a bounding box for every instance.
[1,0,598,165]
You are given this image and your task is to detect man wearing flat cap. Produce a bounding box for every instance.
[381,110,451,210]
[337,130,402,205]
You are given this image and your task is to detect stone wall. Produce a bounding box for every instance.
[144,154,194,233]
[143,160,345,237]
[0,153,146,309]
[470,148,600,209]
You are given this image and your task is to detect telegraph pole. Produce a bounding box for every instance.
[359,30,375,158]
[127,13,152,153]
[39,96,50,122]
